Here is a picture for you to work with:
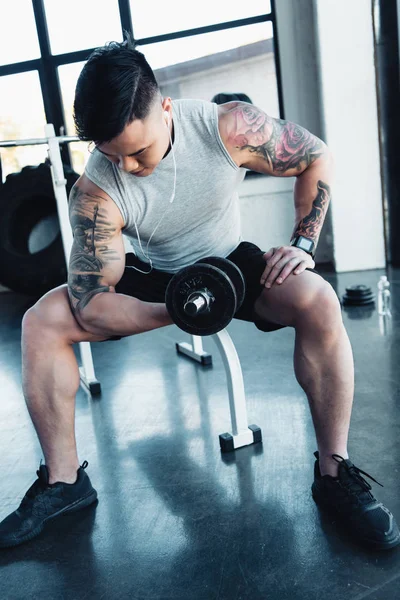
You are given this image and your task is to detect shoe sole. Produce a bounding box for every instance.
[0,488,98,549]
[312,488,400,550]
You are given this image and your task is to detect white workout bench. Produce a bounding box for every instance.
[0,124,262,453]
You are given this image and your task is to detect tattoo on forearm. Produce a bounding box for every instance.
[292,180,331,244]
[228,103,324,172]
[68,187,120,312]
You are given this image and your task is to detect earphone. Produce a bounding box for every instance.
[127,106,176,275]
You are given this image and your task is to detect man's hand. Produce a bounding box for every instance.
[260,246,315,288]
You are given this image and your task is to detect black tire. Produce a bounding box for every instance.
[0,161,79,297]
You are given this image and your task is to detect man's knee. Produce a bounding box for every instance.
[255,272,341,330]
[297,279,342,329]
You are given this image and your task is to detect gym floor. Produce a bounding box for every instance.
[0,267,399,600]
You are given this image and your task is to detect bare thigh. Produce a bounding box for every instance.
[28,284,110,344]
[253,270,341,328]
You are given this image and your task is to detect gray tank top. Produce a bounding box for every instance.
[85,99,246,273]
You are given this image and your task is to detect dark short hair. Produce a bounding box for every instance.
[211,92,253,105]
[73,37,160,143]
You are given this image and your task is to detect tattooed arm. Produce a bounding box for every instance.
[68,176,125,320]
[218,102,334,250]
[68,175,172,336]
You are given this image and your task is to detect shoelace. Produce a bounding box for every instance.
[332,453,383,494]
[19,460,88,509]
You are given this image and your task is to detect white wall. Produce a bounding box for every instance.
[238,176,296,251]
[314,0,386,271]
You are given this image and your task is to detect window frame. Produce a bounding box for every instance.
[0,0,284,169]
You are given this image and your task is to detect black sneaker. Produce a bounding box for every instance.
[0,460,98,548]
[312,451,400,550]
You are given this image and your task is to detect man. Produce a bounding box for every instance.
[0,38,398,550]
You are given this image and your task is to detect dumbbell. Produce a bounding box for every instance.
[165,257,246,336]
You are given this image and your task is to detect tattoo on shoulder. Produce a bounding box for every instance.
[68,187,120,312]
[227,104,324,172]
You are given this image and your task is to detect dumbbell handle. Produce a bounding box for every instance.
[184,289,214,316]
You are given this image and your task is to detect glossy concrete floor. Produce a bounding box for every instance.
[0,267,400,600]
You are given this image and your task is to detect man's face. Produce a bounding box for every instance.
[96,99,172,177]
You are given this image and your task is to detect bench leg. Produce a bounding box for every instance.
[212,329,262,452]
[176,335,212,366]
[78,342,101,395]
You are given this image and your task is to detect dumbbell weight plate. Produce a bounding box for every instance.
[342,296,375,306]
[195,256,246,311]
[342,285,375,306]
[345,285,373,298]
[166,263,237,336]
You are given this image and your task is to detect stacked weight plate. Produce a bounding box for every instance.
[341,285,375,306]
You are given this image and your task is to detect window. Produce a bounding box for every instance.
[44,0,122,55]
[140,22,279,119]
[58,62,90,174]
[0,2,282,177]
[0,72,47,179]
[0,0,40,65]
[130,0,271,39]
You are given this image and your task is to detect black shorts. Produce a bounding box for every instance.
[114,241,322,334]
